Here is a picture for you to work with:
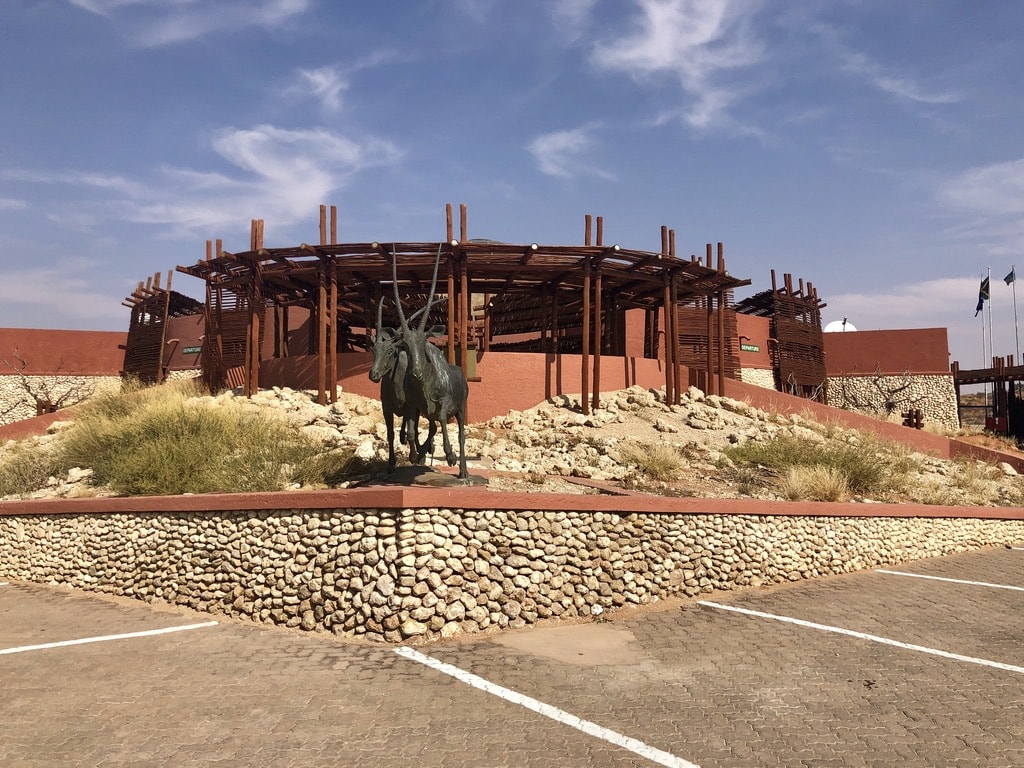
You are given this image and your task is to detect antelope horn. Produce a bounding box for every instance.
[375,295,384,334]
[417,243,443,332]
[390,245,409,330]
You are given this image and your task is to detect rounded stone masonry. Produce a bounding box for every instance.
[1,504,1021,643]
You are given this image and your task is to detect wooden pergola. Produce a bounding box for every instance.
[177,203,751,413]
[734,269,827,401]
[122,270,204,384]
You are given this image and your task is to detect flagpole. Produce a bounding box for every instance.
[986,266,993,415]
[1012,263,1020,363]
[987,266,993,365]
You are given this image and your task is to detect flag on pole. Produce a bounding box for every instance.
[975,276,990,316]
[1005,268,1016,285]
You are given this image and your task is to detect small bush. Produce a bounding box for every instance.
[617,441,684,482]
[0,443,62,498]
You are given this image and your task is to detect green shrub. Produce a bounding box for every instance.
[724,432,915,498]
[58,381,349,496]
[0,443,62,498]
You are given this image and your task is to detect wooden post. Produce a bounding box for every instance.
[329,258,339,403]
[551,286,560,354]
[447,254,457,365]
[157,270,172,383]
[592,264,602,412]
[670,274,681,404]
[317,267,327,406]
[705,243,714,395]
[460,258,470,379]
[716,242,726,396]
[582,259,591,415]
[662,277,674,405]
[585,214,592,246]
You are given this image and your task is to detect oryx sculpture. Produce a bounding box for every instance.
[390,244,469,479]
[368,297,419,473]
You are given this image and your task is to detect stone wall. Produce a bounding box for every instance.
[826,373,959,432]
[0,375,122,428]
[1,506,1019,643]
[739,368,775,390]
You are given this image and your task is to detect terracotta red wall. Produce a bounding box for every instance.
[0,328,127,375]
[162,315,206,371]
[261,350,670,422]
[736,314,772,369]
[824,328,951,375]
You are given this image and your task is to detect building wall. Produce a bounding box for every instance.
[823,327,951,375]
[0,328,128,428]
[822,328,957,430]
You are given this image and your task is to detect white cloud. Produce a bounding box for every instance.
[526,126,615,180]
[67,0,311,46]
[827,275,1017,369]
[294,67,349,113]
[0,264,121,323]
[840,51,961,106]
[4,124,402,236]
[831,277,978,326]
[591,0,763,131]
[937,158,1024,217]
[0,198,27,211]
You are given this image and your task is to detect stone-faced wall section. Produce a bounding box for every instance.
[1,506,1019,643]
[826,373,959,432]
[0,375,122,428]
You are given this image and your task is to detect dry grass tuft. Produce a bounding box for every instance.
[616,441,685,482]
[780,465,851,502]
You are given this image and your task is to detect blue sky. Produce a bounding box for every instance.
[1,1,1023,371]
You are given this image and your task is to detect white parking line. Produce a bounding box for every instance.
[698,601,1024,675]
[0,621,218,655]
[395,645,699,768]
[878,569,1024,592]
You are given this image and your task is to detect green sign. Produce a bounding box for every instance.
[182,345,203,355]
[740,343,760,353]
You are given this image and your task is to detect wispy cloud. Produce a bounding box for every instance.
[840,51,961,106]
[831,277,979,326]
[5,124,402,236]
[67,0,312,46]
[0,198,27,211]
[591,0,763,131]
[0,262,122,323]
[937,158,1024,217]
[293,67,349,113]
[526,126,615,180]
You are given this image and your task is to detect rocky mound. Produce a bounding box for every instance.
[9,383,1023,506]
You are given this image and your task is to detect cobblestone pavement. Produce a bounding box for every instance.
[3,544,1024,767]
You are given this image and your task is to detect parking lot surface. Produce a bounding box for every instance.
[3,544,1024,766]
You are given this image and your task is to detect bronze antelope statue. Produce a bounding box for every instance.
[389,244,469,479]
[368,297,419,473]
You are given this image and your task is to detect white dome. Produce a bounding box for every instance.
[824,319,857,333]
